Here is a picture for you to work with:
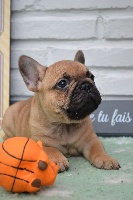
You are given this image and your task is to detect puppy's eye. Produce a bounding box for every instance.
[86,71,95,81]
[56,79,69,90]
[90,74,95,81]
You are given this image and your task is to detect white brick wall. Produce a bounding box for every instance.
[11,0,133,102]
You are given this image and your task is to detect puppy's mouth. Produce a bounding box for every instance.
[65,81,101,120]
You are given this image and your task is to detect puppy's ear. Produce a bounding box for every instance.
[74,50,85,64]
[19,55,47,92]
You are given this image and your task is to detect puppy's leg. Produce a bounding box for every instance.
[82,135,120,170]
[43,147,69,172]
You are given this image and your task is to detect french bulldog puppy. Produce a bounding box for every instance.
[2,51,120,172]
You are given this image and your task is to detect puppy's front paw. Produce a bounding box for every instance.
[51,154,69,172]
[44,147,69,172]
[56,156,69,173]
[92,155,120,170]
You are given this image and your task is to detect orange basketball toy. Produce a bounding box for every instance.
[0,137,58,193]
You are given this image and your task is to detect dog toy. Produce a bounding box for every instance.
[0,137,58,193]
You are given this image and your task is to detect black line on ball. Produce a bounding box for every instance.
[2,141,37,162]
[0,161,34,173]
[0,173,29,183]
[11,138,29,192]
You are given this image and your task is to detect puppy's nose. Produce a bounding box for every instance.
[79,82,91,91]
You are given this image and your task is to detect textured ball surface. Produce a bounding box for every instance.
[0,137,58,193]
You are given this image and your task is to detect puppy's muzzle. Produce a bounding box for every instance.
[66,80,101,120]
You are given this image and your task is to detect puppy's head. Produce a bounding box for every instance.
[19,51,101,123]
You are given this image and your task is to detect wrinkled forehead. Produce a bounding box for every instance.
[46,60,88,80]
